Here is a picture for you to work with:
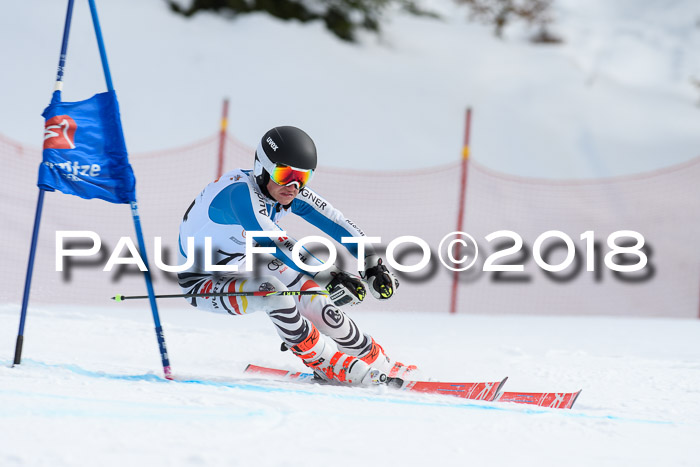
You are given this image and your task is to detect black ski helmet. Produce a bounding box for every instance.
[254,126,317,191]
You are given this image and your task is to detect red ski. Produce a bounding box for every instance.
[400,379,506,401]
[244,364,581,409]
[245,364,505,401]
[497,390,582,409]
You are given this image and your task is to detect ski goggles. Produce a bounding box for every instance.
[268,164,313,189]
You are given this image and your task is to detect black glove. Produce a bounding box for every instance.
[361,255,398,300]
[315,267,366,307]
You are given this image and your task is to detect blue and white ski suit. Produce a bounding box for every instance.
[177,169,374,354]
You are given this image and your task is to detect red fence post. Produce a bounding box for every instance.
[450,108,472,314]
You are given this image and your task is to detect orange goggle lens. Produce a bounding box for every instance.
[269,165,313,188]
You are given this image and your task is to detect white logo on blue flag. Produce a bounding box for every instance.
[38,90,136,204]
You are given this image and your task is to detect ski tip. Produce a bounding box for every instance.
[493,376,509,401]
[112,294,123,302]
[569,389,583,409]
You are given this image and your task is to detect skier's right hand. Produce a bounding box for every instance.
[315,267,366,307]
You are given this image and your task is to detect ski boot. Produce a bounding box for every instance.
[359,338,419,380]
[288,325,387,386]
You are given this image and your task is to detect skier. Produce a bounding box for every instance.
[177,126,416,385]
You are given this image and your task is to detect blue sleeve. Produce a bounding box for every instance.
[291,187,373,258]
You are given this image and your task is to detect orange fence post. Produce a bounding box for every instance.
[216,98,229,179]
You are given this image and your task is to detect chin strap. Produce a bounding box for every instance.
[275,202,292,212]
[256,171,272,198]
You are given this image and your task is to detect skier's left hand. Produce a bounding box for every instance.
[361,255,398,300]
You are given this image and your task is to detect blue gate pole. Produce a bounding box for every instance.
[13,0,76,366]
[13,191,46,366]
[88,0,173,379]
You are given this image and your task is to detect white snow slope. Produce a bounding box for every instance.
[1,304,699,467]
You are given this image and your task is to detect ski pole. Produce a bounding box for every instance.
[112,290,329,302]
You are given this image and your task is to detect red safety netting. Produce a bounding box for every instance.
[1,132,698,317]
